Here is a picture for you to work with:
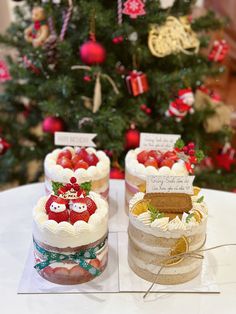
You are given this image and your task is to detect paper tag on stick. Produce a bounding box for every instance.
[54,132,97,147]
[139,133,180,151]
[146,175,195,194]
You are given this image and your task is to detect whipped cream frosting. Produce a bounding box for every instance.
[129,192,208,234]
[44,147,110,183]
[125,148,188,180]
[33,191,108,248]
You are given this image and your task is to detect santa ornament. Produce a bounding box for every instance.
[215,143,236,172]
[123,0,146,19]
[0,60,11,83]
[166,88,195,122]
[208,40,229,63]
[48,197,69,223]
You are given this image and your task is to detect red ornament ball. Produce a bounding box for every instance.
[42,116,65,134]
[110,167,125,180]
[80,41,106,65]
[125,128,140,150]
[0,137,10,155]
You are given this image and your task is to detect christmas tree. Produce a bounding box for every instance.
[0,0,235,190]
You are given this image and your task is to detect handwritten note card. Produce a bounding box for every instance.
[55,132,97,147]
[146,175,195,194]
[139,133,180,151]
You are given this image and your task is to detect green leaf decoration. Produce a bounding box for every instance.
[195,150,205,162]
[186,213,194,223]
[52,181,64,196]
[148,205,165,222]
[197,196,204,203]
[80,181,92,195]
[175,138,185,149]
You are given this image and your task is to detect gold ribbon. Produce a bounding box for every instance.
[143,240,236,299]
[71,65,119,113]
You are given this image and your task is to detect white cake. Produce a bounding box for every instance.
[33,178,109,285]
[44,146,110,199]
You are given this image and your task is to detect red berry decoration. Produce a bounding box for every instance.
[83,75,92,82]
[137,150,149,164]
[125,128,140,150]
[0,137,10,155]
[58,149,72,160]
[80,41,106,65]
[110,167,125,179]
[144,157,158,168]
[42,116,65,134]
[57,156,73,169]
[84,197,97,215]
[74,160,89,170]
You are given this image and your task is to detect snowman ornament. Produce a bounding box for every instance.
[48,197,69,223]
[69,198,90,224]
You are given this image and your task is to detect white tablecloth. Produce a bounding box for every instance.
[0,180,236,314]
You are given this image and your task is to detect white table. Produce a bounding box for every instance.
[1,180,236,314]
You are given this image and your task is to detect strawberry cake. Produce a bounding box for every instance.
[33,177,109,285]
[125,140,203,207]
[44,146,110,199]
[128,188,208,285]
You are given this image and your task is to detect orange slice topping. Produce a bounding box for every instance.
[193,186,201,196]
[193,210,203,223]
[165,236,189,266]
[138,183,146,193]
[131,199,150,216]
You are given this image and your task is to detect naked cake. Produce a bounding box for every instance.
[128,186,208,285]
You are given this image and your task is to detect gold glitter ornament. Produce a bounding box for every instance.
[148,16,200,58]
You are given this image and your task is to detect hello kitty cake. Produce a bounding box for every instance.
[125,137,204,207]
[44,146,110,199]
[33,177,108,285]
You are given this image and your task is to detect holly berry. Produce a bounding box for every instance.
[145,108,152,115]
[74,160,89,170]
[188,149,195,156]
[188,142,195,149]
[137,150,149,164]
[84,197,97,215]
[70,177,77,184]
[57,156,73,169]
[182,146,189,154]
[58,149,72,160]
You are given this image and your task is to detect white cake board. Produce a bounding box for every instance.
[118,232,220,294]
[17,233,119,294]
